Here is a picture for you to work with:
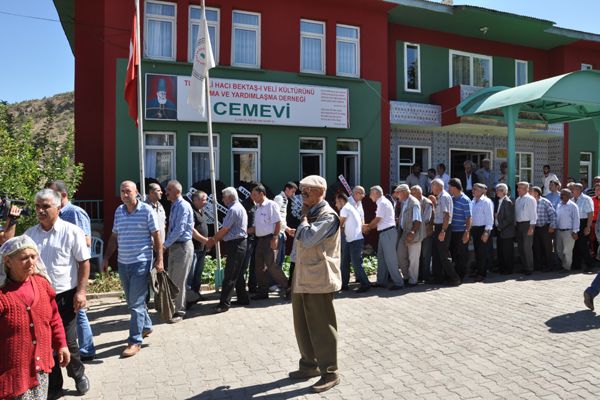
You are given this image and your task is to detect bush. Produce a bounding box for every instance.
[88,268,122,293]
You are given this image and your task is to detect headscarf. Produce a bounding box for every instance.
[0,235,50,288]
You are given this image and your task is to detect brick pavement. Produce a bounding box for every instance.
[62,272,600,399]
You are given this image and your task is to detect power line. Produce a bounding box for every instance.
[0,9,130,32]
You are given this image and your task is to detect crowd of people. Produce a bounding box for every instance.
[6,159,600,398]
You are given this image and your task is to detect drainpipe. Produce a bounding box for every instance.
[593,118,600,178]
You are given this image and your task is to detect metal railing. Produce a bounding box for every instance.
[73,199,103,223]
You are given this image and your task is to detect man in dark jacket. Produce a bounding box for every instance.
[495,183,516,274]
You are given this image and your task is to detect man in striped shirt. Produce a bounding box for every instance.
[530,186,557,272]
[448,178,472,281]
[103,181,163,358]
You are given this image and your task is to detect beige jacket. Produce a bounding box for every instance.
[292,202,341,294]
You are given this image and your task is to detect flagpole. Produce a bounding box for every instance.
[202,0,222,290]
[135,0,146,198]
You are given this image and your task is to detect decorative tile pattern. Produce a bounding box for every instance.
[390,101,441,126]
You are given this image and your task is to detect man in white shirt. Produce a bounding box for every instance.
[363,186,403,290]
[25,189,90,397]
[435,163,450,191]
[514,182,537,275]
[250,184,289,300]
[555,189,580,271]
[348,186,366,223]
[273,182,297,268]
[571,183,597,272]
[335,193,370,293]
[470,183,494,281]
[542,164,559,196]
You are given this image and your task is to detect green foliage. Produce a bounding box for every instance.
[88,267,122,293]
[202,255,226,284]
[0,101,83,232]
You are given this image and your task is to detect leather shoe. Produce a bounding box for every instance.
[75,374,90,395]
[312,374,340,393]
[288,369,321,380]
[232,300,250,306]
[214,305,229,313]
[388,285,403,291]
[168,316,183,324]
[584,291,595,311]
[355,286,370,293]
[142,329,153,338]
[251,294,269,300]
[80,354,96,362]
[47,389,64,400]
[121,344,141,358]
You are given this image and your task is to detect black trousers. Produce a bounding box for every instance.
[219,238,249,307]
[496,236,515,274]
[533,225,554,271]
[432,224,459,282]
[573,219,594,269]
[471,226,491,277]
[49,288,85,391]
[243,238,257,291]
[450,231,469,279]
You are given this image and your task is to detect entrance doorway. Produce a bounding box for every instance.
[449,149,492,178]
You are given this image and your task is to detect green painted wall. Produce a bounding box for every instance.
[115,59,382,193]
[395,41,535,101]
[568,119,598,179]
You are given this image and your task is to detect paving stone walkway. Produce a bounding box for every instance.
[63,272,600,399]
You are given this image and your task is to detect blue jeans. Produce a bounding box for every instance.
[187,249,206,293]
[76,309,96,356]
[586,272,600,298]
[276,232,286,266]
[118,260,152,345]
[341,238,370,288]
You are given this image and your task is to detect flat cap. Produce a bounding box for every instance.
[299,175,327,189]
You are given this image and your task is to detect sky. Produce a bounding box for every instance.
[0,1,599,104]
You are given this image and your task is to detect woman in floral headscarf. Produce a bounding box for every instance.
[0,236,70,400]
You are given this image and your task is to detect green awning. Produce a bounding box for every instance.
[457,70,600,124]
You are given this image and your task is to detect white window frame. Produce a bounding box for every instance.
[398,146,431,183]
[188,6,220,64]
[231,10,261,69]
[516,152,534,183]
[144,132,176,183]
[188,133,220,188]
[144,0,177,61]
[231,134,261,184]
[336,24,360,78]
[404,42,421,92]
[336,139,360,185]
[515,59,528,86]
[300,137,326,180]
[581,63,593,70]
[299,19,326,75]
[580,151,593,188]
[449,49,493,88]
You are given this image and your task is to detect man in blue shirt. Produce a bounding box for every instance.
[163,180,194,323]
[530,186,557,272]
[103,181,163,358]
[448,178,472,281]
[47,180,96,362]
[545,179,561,209]
[207,187,249,313]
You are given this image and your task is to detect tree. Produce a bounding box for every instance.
[0,102,83,232]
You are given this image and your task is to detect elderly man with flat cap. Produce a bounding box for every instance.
[288,175,342,393]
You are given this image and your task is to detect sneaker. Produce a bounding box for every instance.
[288,369,321,380]
[121,344,141,358]
[584,291,595,311]
[312,374,340,393]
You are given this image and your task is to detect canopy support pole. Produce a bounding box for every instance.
[503,105,519,198]
[593,117,600,178]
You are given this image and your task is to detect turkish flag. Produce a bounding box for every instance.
[124,12,139,125]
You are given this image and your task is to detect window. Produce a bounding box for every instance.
[336,25,359,77]
[144,0,176,61]
[516,152,533,183]
[189,134,219,187]
[232,135,260,185]
[231,11,260,68]
[398,146,430,182]
[337,139,360,186]
[299,20,325,74]
[404,43,420,92]
[189,6,219,64]
[300,138,325,179]
[515,60,528,86]
[581,63,593,70]
[145,132,175,186]
[450,50,492,87]
[580,152,593,188]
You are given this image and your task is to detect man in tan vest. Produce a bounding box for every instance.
[288,175,341,393]
[394,184,423,285]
